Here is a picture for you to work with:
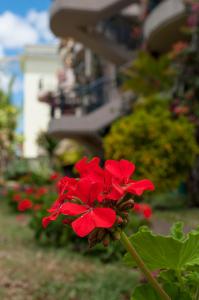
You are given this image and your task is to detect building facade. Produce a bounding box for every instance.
[22,45,61,158]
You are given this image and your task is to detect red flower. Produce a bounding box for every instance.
[42,157,155,242]
[134,203,152,219]
[50,172,60,181]
[33,204,42,211]
[105,159,154,195]
[35,187,48,198]
[105,159,136,185]
[18,199,33,212]
[24,187,35,195]
[75,157,102,178]
[60,179,116,237]
[75,158,124,201]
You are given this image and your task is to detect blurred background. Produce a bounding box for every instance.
[0,0,199,299]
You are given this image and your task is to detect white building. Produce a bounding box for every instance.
[22,45,61,158]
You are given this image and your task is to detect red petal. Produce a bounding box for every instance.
[42,216,52,228]
[105,160,135,181]
[72,213,95,237]
[42,212,59,228]
[75,157,88,174]
[107,183,124,200]
[48,194,69,213]
[60,202,88,216]
[58,177,77,194]
[75,157,100,176]
[119,160,136,178]
[92,208,116,228]
[73,179,102,205]
[127,179,155,196]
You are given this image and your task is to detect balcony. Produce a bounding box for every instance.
[40,76,127,154]
[49,0,140,65]
[144,0,187,53]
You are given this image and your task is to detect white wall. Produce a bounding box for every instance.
[23,45,60,158]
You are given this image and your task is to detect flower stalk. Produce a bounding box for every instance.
[120,231,171,300]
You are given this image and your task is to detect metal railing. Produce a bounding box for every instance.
[46,76,117,118]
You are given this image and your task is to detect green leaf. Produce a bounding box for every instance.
[170,221,185,241]
[131,283,192,300]
[124,226,199,271]
[131,284,160,300]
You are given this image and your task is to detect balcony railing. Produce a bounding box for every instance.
[39,76,117,119]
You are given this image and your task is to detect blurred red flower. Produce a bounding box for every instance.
[13,194,22,202]
[18,199,33,212]
[49,172,60,181]
[133,203,152,219]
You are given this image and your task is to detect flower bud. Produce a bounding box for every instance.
[97,229,106,241]
[116,216,123,224]
[118,199,134,211]
[88,230,98,247]
[123,218,128,225]
[103,234,110,247]
[112,231,121,241]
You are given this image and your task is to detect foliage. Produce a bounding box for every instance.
[5,157,54,185]
[0,84,19,178]
[169,2,199,205]
[37,131,58,158]
[123,52,174,96]
[124,223,199,299]
[37,133,88,171]
[104,105,198,192]
[29,192,71,247]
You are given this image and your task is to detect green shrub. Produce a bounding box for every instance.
[104,103,198,192]
[123,52,174,96]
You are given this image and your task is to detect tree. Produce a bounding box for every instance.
[0,81,19,180]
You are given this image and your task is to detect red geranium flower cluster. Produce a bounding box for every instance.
[12,185,48,212]
[43,158,154,245]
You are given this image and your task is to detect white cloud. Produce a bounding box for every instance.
[0,10,57,97]
[26,10,55,43]
[0,10,56,52]
[0,72,11,92]
[0,45,5,58]
[0,11,38,49]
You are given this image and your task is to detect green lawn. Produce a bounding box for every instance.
[0,202,139,300]
[152,208,199,234]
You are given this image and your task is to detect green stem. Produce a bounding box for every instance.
[176,270,184,288]
[120,231,171,300]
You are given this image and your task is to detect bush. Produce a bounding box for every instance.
[104,101,198,192]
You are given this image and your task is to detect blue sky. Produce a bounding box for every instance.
[0,1,56,132]
[0,1,51,16]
